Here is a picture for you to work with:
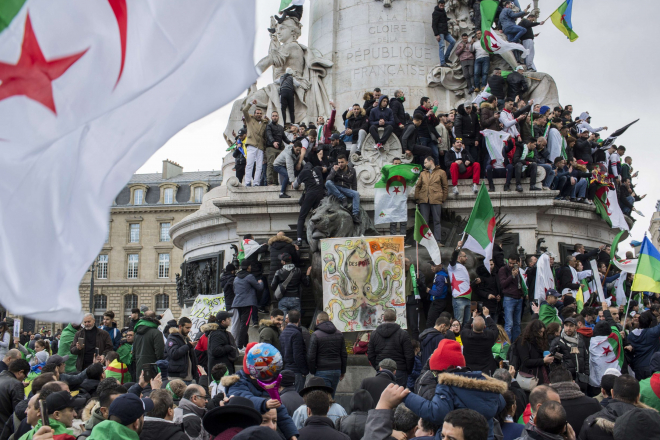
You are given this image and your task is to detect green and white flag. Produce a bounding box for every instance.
[374,164,422,225]
[481,129,510,167]
[463,184,496,271]
[0,0,256,322]
[279,0,304,13]
[414,207,441,265]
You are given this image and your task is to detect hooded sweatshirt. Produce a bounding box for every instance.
[133,317,164,379]
[368,96,394,127]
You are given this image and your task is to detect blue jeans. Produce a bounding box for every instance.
[504,25,527,43]
[503,296,523,342]
[325,180,360,216]
[622,196,635,215]
[474,57,490,89]
[452,297,471,325]
[438,33,456,64]
[273,165,289,194]
[571,178,587,199]
[538,164,555,188]
[278,297,301,316]
[418,137,439,167]
[315,370,341,397]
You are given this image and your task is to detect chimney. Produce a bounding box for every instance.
[162,159,183,179]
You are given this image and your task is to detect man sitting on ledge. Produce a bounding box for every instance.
[325,155,361,224]
[444,138,480,195]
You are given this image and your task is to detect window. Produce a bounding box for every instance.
[97,255,108,279]
[158,254,170,278]
[127,254,139,279]
[155,294,169,315]
[124,294,138,327]
[194,187,204,203]
[93,294,107,323]
[134,189,144,205]
[129,224,140,243]
[164,188,174,204]
[160,223,171,242]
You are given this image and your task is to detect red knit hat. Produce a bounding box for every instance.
[429,339,465,371]
[243,342,257,374]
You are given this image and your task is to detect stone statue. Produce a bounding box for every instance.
[201,264,210,295]
[209,259,217,294]
[175,273,183,306]
[223,18,333,143]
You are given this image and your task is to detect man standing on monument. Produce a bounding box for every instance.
[242,100,269,187]
[265,111,291,186]
[455,33,475,94]
[293,163,326,247]
[415,156,448,246]
[432,0,455,67]
[414,97,441,166]
[317,101,337,145]
[390,90,406,141]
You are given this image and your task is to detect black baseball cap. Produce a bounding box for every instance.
[46,354,69,366]
[547,289,561,298]
[45,391,85,413]
[564,317,578,326]
[330,133,341,141]
[108,393,154,425]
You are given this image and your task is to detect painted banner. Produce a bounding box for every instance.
[188,294,226,336]
[321,236,406,332]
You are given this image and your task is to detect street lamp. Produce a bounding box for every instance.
[88,260,97,314]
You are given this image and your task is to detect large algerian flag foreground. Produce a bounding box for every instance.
[632,236,660,294]
[480,0,528,56]
[414,207,441,265]
[592,183,629,231]
[589,327,624,386]
[0,1,257,322]
[374,164,422,225]
[462,184,496,271]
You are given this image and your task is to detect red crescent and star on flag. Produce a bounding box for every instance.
[0,0,128,114]
[451,274,465,292]
[386,175,407,195]
[419,224,432,240]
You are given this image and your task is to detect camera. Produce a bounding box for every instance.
[549,346,563,360]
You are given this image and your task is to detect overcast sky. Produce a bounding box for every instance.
[137,0,657,250]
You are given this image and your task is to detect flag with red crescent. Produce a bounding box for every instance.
[374,163,421,226]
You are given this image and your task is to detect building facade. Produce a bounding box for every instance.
[5,161,222,333]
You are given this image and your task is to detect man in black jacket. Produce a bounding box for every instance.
[367,309,414,387]
[444,138,480,195]
[270,253,311,316]
[573,243,605,265]
[506,66,528,100]
[359,359,397,406]
[573,129,598,168]
[558,256,581,295]
[413,97,441,165]
[325,155,361,224]
[265,111,291,186]
[401,116,433,163]
[454,103,480,165]
[267,232,300,295]
[0,359,30,428]
[207,311,236,375]
[550,318,590,391]
[342,104,369,156]
[432,0,455,67]
[307,312,347,398]
[279,310,309,393]
[390,90,406,140]
[487,68,507,110]
[461,307,499,376]
[297,388,350,440]
[513,136,539,192]
[165,317,199,383]
[293,164,326,246]
[242,234,270,315]
[328,134,348,165]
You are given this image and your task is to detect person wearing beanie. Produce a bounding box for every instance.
[403,339,506,440]
[207,311,237,375]
[638,352,660,412]
[549,317,590,391]
[221,343,299,440]
[279,370,305,417]
[233,261,264,349]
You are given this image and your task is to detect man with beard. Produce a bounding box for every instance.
[69,314,113,371]
[165,317,198,384]
[87,393,154,440]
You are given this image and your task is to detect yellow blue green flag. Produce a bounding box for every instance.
[551,0,579,42]
[631,236,660,293]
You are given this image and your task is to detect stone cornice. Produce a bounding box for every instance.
[111,205,199,214]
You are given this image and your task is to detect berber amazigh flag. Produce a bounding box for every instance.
[631,236,660,294]
[462,183,496,271]
[550,0,579,42]
[480,0,528,56]
[0,1,257,322]
[375,164,422,225]
[414,207,441,265]
[589,326,624,386]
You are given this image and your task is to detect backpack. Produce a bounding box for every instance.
[353,331,370,355]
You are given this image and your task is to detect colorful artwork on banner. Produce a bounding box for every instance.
[321,236,406,332]
[188,294,226,336]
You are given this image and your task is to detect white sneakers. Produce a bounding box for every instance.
[473,184,478,193]
[452,187,459,196]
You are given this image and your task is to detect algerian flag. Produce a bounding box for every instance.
[462,184,496,271]
[279,0,304,13]
[589,328,624,386]
[535,254,555,301]
[448,260,471,299]
[520,268,529,297]
[615,272,629,306]
[538,302,561,327]
[593,184,630,231]
[610,230,627,260]
[0,1,257,322]
[481,130,510,167]
[414,207,441,265]
[472,88,492,105]
[374,164,422,225]
[480,0,529,56]
[613,257,638,273]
